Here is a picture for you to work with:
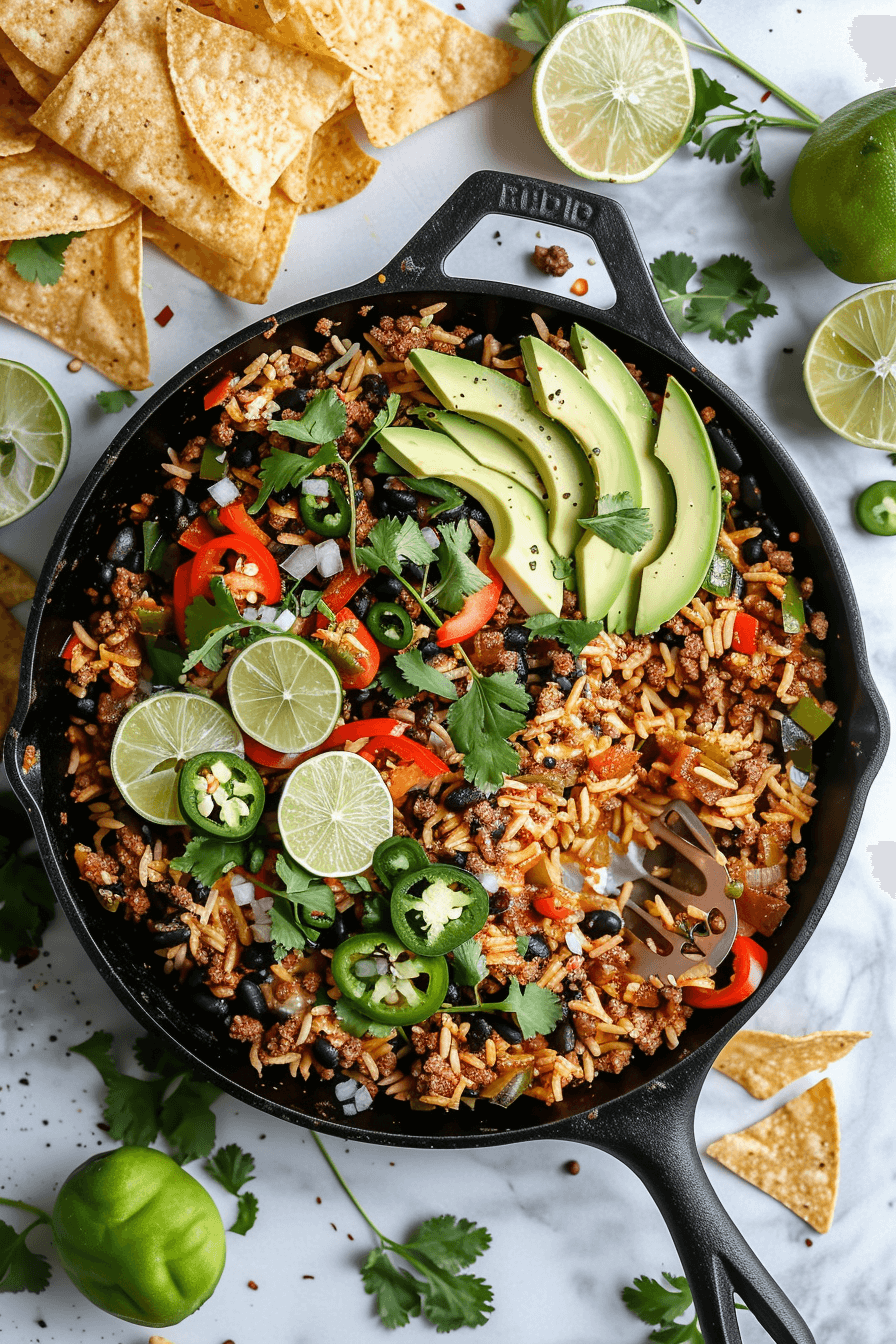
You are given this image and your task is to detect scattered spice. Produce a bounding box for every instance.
[247,1280,258,1290]
[566,1159,580,1175]
[570,277,589,296]
[154,305,174,327]
[67,358,82,372]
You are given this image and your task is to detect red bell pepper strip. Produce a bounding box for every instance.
[532,892,575,921]
[190,533,282,605]
[588,743,639,779]
[322,565,369,612]
[61,633,81,661]
[289,718,408,767]
[731,611,759,654]
[178,515,216,553]
[218,501,270,546]
[436,543,503,648]
[173,558,193,647]
[682,936,768,1008]
[315,607,379,689]
[242,735,305,770]
[360,734,445,777]
[203,372,234,412]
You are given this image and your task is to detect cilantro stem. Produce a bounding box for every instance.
[0,1198,51,1224]
[680,19,821,124]
[698,111,818,132]
[311,1133,388,1242]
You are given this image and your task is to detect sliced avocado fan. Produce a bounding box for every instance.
[377,425,563,617]
[415,407,547,502]
[571,325,676,634]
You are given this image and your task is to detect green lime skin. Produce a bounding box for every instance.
[856,480,896,536]
[52,1146,226,1327]
[790,89,896,283]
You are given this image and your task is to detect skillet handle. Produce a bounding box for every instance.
[561,1053,816,1344]
[376,170,687,361]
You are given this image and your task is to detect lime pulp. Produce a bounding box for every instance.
[226,635,342,753]
[0,359,71,526]
[278,751,393,877]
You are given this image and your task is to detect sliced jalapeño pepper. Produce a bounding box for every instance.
[390,864,488,956]
[331,933,448,1025]
[366,601,414,650]
[299,479,351,538]
[372,835,429,889]
[177,751,265,840]
[856,480,896,536]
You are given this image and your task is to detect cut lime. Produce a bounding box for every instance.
[0,359,71,526]
[226,635,342,752]
[278,751,393,877]
[110,692,243,826]
[803,282,896,450]
[532,5,695,183]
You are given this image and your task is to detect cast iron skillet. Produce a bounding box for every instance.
[6,172,887,1344]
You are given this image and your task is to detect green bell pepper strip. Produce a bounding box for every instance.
[366,601,414,650]
[51,1146,226,1327]
[789,694,835,739]
[331,933,448,1026]
[856,480,896,536]
[199,443,228,480]
[299,478,351,538]
[702,548,735,598]
[372,835,429,889]
[177,751,265,840]
[390,864,489,956]
[780,575,806,634]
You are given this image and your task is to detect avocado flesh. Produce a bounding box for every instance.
[520,337,640,623]
[408,349,592,559]
[416,407,547,502]
[571,325,676,635]
[635,376,722,635]
[377,426,563,616]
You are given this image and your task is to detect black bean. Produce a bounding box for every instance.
[161,490,187,530]
[739,473,763,511]
[241,942,276,970]
[524,933,550,960]
[190,878,211,904]
[346,685,375,710]
[465,1014,492,1049]
[236,978,268,1017]
[435,503,466,524]
[490,822,506,841]
[180,495,200,521]
[419,640,441,662]
[706,422,743,471]
[71,694,97,721]
[503,626,528,651]
[553,675,573,695]
[348,589,373,620]
[318,912,352,948]
[150,924,191,948]
[442,981,462,1006]
[360,374,389,409]
[186,966,205,990]
[229,439,260,469]
[444,783,485,811]
[742,537,765,566]
[401,560,424,587]
[581,909,624,937]
[107,525,138,563]
[122,549,144,572]
[96,561,116,589]
[277,385,312,412]
[368,572,401,602]
[492,1018,524,1045]
[514,652,528,683]
[191,988,233,1023]
[272,486,294,504]
[757,511,781,543]
[445,852,468,869]
[543,756,557,769]
[549,1021,576,1054]
[458,332,483,361]
[465,502,491,533]
[312,1037,340,1068]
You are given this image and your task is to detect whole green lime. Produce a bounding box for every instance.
[52,1146,226,1327]
[789,89,896,282]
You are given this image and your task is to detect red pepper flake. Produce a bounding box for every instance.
[570,277,588,297]
[456,3,465,7]
[760,90,772,102]
[247,1280,258,1291]
[566,1160,580,1175]
[154,304,174,327]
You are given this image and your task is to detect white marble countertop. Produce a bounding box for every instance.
[2,2,894,1340]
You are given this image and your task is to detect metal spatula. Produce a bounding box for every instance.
[620,800,738,981]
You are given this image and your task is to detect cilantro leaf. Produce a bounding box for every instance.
[737,122,775,198]
[249,439,340,515]
[334,996,395,1038]
[373,449,400,476]
[0,795,55,962]
[270,896,307,960]
[685,67,738,143]
[625,0,680,31]
[433,520,490,613]
[206,1143,256,1196]
[95,389,137,414]
[403,1215,491,1272]
[70,1032,167,1148]
[358,514,434,577]
[451,937,487,989]
[376,660,416,700]
[508,0,579,48]
[501,978,563,1039]
[446,672,528,794]
[275,852,335,921]
[230,1191,259,1236]
[551,554,573,581]
[5,232,83,285]
[133,1035,184,1077]
[362,1248,424,1328]
[579,491,654,554]
[392,649,458,700]
[651,251,777,344]
[524,613,604,657]
[273,388,347,444]
[516,935,530,956]
[183,575,242,654]
[160,1076,221,1164]
[399,476,465,518]
[0,1219,51,1294]
[623,1272,695,1326]
[170,833,249,887]
[418,1262,494,1332]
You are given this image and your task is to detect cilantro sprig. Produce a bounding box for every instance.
[579,492,654,554]
[95,389,137,414]
[429,520,489,614]
[507,0,579,47]
[5,232,84,285]
[313,1134,494,1331]
[0,1201,52,1295]
[205,1144,258,1235]
[0,794,55,963]
[651,251,777,344]
[169,832,250,888]
[524,613,604,658]
[444,937,563,1038]
[623,1270,749,1341]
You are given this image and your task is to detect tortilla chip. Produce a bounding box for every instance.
[165,2,352,209]
[297,0,530,146]
[707,1078,840,1234]
[0,65,37,155]
[277,137,313,204]
[144,188,298,303]
[0,552,35,607]
[298,117,377,212]
[0,0,114,78]
[0,136,137,237]
[31,0,266,266]
[0,213,151,388]
[0,29,55,100]
[0,602,25,738]
[215,0,368,74]
[713,1029,871,1100]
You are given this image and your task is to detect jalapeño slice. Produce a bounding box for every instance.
[331,933,448,1026]
[366,601,414,650]
[177,751,265,840]
[390,864,489,956]
[372,835,429,889]
[299,478,351,538]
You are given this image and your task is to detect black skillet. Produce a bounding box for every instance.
[6,172,887,1344]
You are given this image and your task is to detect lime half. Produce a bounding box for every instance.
[0,359,71,527]
[278,751,392,877]
[532,5,695,182]
[803,282,896,449]
[226,635,342,753]
[110,692,243,826]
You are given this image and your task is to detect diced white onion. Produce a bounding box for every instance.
[273,608,296,631]
[280,544,318,581]
[354,1086,373,1112]
[254,895,274,913]
[301,477,330,496]
[479,871,500,893]
[230,877,255,906]
[335,1079,357,1101]
[242,606,259,621]
[251,923,271,943]
[207,476,240,507]
[257,605,279,623]
[421,527,439,549]
[341,1102,358,1116]
[325,340,360,375]
[565,932,584,956]
[315,539,343,579]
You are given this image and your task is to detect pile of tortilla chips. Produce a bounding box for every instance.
[0,0,529,387]
[0,549,35,738]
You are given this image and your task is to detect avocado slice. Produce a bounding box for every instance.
[408,349,592,559]
[377,426,563,616]
[571,325,676,634]
[415,407,547,502]
[519,337,640,623]
[635,377,722,635]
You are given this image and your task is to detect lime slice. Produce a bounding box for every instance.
[803,282,896,449]
[110,691,243,826]
[532,5,695,183]
[0,359,71,526]
[278,751,393,877]
[226,635,342,752]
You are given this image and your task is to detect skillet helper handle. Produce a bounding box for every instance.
[377,169,687,361]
